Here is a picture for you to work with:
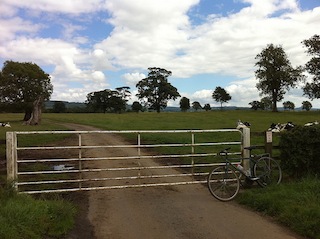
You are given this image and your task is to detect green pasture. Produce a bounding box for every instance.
[42,110,320,131]
[43,110,320,154]
[2,110,319,164]
[1,110,320,166]
[1,110,320,239]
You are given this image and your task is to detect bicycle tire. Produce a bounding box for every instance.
[207,165,240,201]
[253,157,282,187]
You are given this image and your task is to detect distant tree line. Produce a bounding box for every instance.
[86,34,320,113]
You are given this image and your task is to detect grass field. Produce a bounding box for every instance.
[0,110,320,238]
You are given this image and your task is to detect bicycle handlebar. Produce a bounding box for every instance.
[219,145,259,156]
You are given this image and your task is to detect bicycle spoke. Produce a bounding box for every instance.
[253,157,282,187]
[207,166,240,201]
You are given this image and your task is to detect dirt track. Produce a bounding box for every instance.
[64,123,302,239]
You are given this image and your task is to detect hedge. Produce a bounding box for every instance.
[279,125,320,178]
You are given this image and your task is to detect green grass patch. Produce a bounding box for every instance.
[237,177,320,239]
[0,185,76,239]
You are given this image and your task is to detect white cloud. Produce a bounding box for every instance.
[95,0,199,71]
[226,78,260,106]
[92,49,114,70]
[0,18,42,43]
[91,71,106,82]
[122,72,146,86]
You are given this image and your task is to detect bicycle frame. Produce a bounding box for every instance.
[219,149,270,180]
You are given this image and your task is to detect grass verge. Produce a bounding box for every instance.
[236,177,320,239]
[0,184,76,239]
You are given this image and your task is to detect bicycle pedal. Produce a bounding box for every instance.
[248,177,260,181]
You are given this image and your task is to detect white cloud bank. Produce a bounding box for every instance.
[0,0,319,106]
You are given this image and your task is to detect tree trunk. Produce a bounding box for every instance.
[23,103,33,121]
[23,110,32,121]
[26,98,42,125]
[272,91,278,112]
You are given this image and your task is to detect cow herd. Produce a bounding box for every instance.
[237,119,319,132]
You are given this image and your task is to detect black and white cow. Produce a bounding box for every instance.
[268,122,295,132]
[304,121,319,127]
[236,120,251,129]
[1,122,11,127]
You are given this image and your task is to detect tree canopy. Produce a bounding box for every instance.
[249,100,262,110]
[131,101,143,113]
[203,103,211,111]
[192,101,202,111]
[255,44,305,112]
[86,87,130,113]
[179,97,190,112]
[283,101,295,110]
[0,60,53,124]
[302,35,320,100]
[212,86,231,109]
[136,67,180,113]
[302,101,312,111]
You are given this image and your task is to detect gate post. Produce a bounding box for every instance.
[241,128,250,171]
[6,132,17,185]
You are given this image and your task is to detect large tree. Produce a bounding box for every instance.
[136,67,180,113]
[255,44,305,112]
[131,101,143,113]
[0,60,53,125]
[179,96,190,112]
[212,86,231,109]
[203,103,211,111]
[192,101,202,111]
[302,35,320,100]
[86,89,126,113]
[283,101,295,111]
[302,101,312,111]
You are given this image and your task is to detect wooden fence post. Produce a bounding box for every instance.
[6,132,17,185]
[265,131,273,156]
[242,128,250,171]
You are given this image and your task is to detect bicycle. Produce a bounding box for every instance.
[207,146,282,201]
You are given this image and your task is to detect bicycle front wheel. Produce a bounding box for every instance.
[207,166,240,201]
[253,157,282,187]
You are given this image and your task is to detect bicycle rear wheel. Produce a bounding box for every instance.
[253,157,282,187]
[207,165,240,201]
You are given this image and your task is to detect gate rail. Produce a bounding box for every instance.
[6,128,250,194]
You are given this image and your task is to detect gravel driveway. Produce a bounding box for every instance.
[63,123,301,239]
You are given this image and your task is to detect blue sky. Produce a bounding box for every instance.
[0,0,319,108]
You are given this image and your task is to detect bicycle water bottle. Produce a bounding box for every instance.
[237,164,246,174]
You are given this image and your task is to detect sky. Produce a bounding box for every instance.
[0,0,320,108]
